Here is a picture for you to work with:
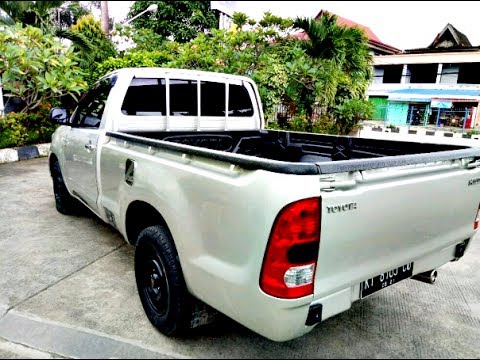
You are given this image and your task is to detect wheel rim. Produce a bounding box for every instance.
[138,245,170,317]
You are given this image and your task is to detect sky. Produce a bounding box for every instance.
[105,1,480,50]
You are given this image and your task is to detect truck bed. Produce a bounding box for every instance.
[107,130,480,175]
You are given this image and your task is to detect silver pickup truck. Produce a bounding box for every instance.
[48,67,480,342]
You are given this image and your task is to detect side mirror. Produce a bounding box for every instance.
[49,107,69,124]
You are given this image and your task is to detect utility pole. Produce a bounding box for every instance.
[101,1,109,35]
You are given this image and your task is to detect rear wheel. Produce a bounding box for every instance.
[135,225,193,336]
[51,159,83,215]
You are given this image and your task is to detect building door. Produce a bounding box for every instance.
[407,104,428,126]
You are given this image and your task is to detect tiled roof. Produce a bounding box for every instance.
[291,9,400,54]
[429,23,472,49]
[315,10,381,43]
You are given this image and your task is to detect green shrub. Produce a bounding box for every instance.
[265,121,288,131]
[311,114,338,134]
[71,14,117,86]
[266,114,338,135]
[0,102,58,149]
[333,99,373,135]
[466,129,480,136]
[288,114,311,132]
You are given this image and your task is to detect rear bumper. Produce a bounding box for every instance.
[249,238,472,342]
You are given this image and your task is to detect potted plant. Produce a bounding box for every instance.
[387,124,400,133]
[464,130,480,139]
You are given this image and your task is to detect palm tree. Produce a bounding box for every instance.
[293,13,374,133]
[100,1,109,34]
[293,13,372,75]
[293,14,341,62]
[293,13,373,106]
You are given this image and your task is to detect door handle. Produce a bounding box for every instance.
[85,143,96,150]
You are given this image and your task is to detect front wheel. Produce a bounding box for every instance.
[51,159,82,215]
[135,225,194,336]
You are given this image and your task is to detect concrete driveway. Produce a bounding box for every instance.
[0,157,479,359]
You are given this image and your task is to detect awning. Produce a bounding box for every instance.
[387,88,480,103]
[388,95,430,102]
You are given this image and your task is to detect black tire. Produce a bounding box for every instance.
[51,159,82,215]
[135,225,194,336]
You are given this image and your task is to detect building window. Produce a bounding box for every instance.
[382,65,403,83]
[440,64,459,84]
[373,67,384,84]
[458,63,480,84]
[409,64,437,83]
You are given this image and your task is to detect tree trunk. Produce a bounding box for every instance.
[100,1,109,35]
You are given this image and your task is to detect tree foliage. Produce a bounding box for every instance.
[88,10,374,135]
[0,1,90,28]
[111,24,166,53]
[293,14,373,100]
[0,1,63,26]
[128,0,218,43]
[0,1,103,77]
[0,24,87,112]
[70,14,117,85]
[89,50,171,82]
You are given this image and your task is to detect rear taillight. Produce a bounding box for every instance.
[260,197,321,299]
[474,203,480,230]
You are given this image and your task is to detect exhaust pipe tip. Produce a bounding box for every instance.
[412,269,437,284]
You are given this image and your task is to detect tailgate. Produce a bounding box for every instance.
[314,159,480,299]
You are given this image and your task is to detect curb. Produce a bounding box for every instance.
[362,125,480,140]
[0,143,50,164]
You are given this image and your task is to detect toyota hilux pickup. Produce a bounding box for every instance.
[48,67,480,342]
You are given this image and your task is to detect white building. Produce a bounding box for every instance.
[368,24,480,129]
[210,1,236,30]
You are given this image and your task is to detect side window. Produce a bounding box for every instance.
[170,79,198,116]
[71,80,111,128]
[228,84,254,117]
[201,81,225,116]
[121,78,166,116]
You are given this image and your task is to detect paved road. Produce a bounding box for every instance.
[0,157,479,359]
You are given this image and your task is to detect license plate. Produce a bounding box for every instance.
[360,262,414,298]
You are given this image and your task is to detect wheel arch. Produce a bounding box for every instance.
[125,200,172,246]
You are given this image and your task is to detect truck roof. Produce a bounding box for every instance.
[103,67,255,84]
